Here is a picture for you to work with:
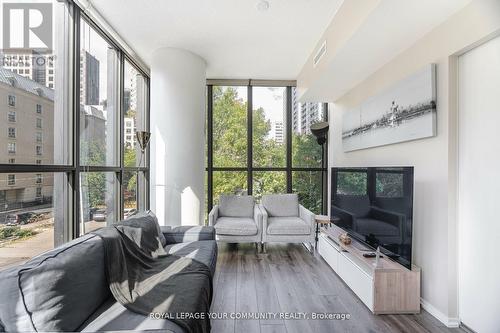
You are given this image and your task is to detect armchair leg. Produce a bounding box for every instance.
[261,243,267,254]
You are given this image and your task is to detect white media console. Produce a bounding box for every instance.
[318,225,421,314]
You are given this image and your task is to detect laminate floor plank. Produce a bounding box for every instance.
[235,254,261,333]
[211,243,466,333]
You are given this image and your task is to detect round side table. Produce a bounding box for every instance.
[314,215,339,248]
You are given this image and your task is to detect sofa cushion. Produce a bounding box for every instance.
[1,234,111,332]
[267,217,310,235]
[162,225,215,244]
[214,217,258,236]
[164,240,218,277]
[219,195,254,217]
[122,210,166,247]
[79,298,183,333]
[356,218,399,236]
[262,194,299,217]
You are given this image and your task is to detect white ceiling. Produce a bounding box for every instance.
[300,0,473,102]
[89,0,343,79]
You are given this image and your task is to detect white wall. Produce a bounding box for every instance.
[150,48,206,226]
[327,0,500,326]
[458,36,500,333]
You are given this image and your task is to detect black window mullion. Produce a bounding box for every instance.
[286,86,292,193]
[72,6,81,239]
[145,76,151,210]
[207,85,214,212]
[118,51,125,221]
[247,85,253,195]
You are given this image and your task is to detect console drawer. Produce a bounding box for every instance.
[318,234,339,271]
[338,253,374,311]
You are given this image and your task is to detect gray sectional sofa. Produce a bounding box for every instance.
[0,225,217,332]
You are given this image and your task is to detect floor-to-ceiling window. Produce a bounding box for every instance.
[0,0,150,270]
[206,82,327,217]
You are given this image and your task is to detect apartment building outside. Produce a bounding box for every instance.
[1,52,55,89]
[0,68,54,213]
[124,117,136,148]
[272,120,284,144]
[80,51,100,106]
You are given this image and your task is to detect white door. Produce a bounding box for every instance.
[458,36,500,333]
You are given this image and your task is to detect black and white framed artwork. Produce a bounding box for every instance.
[342,64,437,152]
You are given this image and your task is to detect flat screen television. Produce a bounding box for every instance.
[331,167,414,269]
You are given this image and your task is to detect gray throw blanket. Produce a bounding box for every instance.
[92,218,212,333]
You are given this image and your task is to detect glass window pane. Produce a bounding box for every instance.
[79,19,119,166]
[0,0,71,165]
[336,171,367,195]
[253,171,286,201]
[253,87,286,167]
[79,172,117,235]
[291,89,326,167]
[212,171,247,205]
[0,173,66,270]
[293,171,323,214]
[376,171,404,198]
[213,86,247,167]
[123,171,137,218]
[124,61,147,167]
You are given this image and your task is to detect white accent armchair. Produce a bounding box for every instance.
[208,195,262,245]
[259,194,315,251]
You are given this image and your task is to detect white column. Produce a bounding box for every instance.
[150,48,206,226]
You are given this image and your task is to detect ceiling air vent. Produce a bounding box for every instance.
[313,40,327,68]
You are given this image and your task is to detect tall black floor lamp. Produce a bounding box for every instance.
[310,122,329,215]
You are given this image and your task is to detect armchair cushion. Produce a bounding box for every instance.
[262,194,299,217]
[219,195,254,217]
[214,217,258,236]
[266,217,310,235]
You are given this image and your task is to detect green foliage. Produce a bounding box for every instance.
[211,87,324,214]
[337,171,367,195]
[212,87,247,167]
[292,134,322,167]
[0,226,37,240]
[80,141,107,208]
[124,146,136,167]
[376,173,403,197]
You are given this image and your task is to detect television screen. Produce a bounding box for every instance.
[331,167,414,269]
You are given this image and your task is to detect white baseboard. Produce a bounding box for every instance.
[420,298,460,328]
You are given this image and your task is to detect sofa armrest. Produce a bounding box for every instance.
[331,206,354,229]
[208,205,219,226]
[254,205,263,233]
[370,207,405,237]
[299,205,315,235]
[162,226,215,244]
[259,204,268,233]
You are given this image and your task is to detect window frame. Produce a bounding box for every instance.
[8,127,16,139]
[0,1,150,243]
[8,94,16,107]
[206,82,328,215]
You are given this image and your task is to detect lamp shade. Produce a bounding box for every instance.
[136,131,151,151]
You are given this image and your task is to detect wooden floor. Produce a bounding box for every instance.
[211,242,465,333]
